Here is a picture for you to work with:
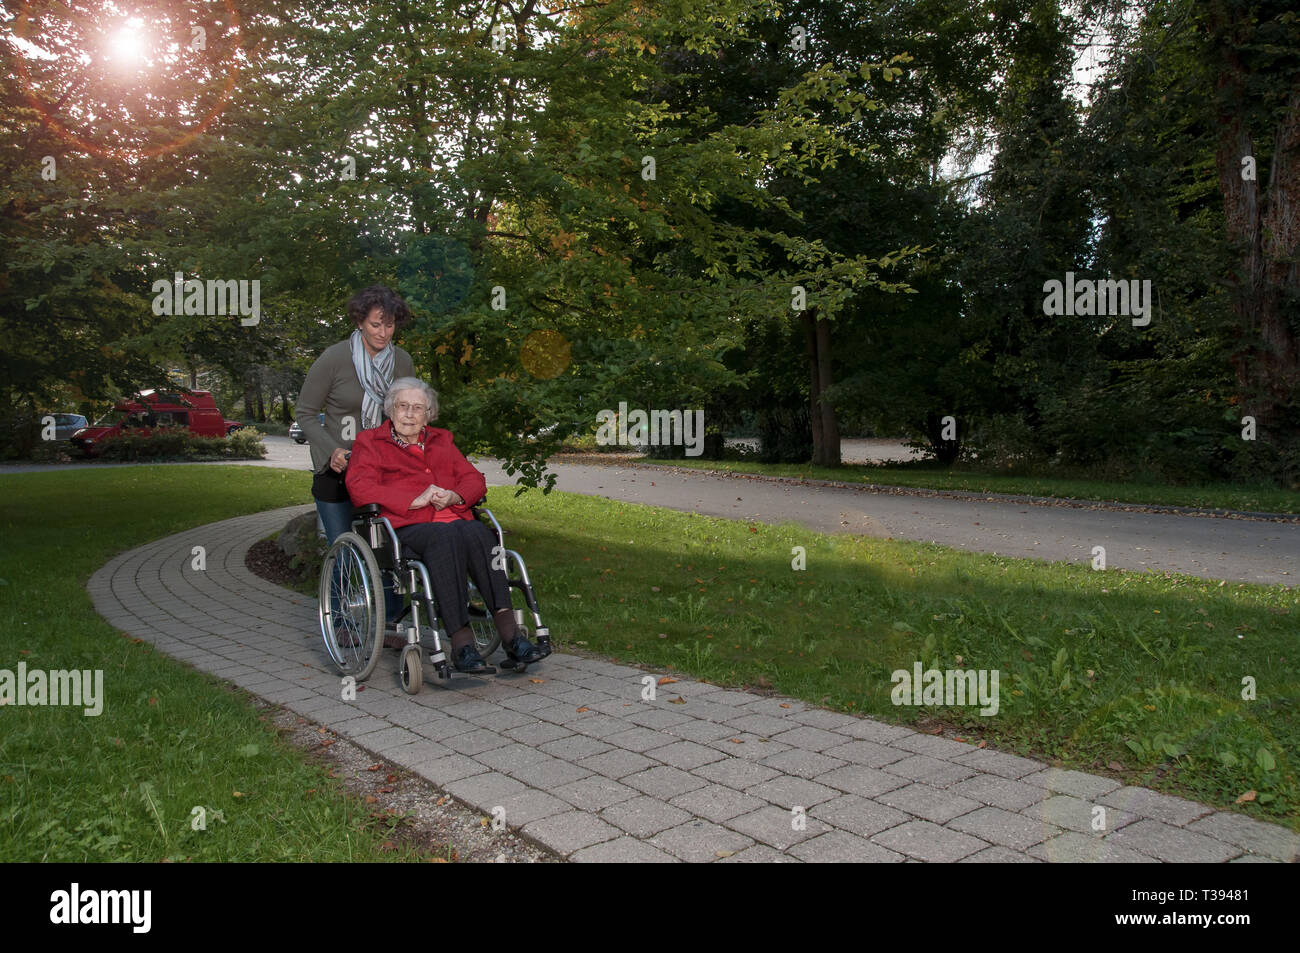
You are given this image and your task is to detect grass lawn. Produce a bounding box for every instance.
[478,487,1298,828]
[0,466,440,862]
[630,457,1300,514]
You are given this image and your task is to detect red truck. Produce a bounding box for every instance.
[70,390,244,456]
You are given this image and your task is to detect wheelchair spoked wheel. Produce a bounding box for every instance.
[466,582,502,659]
[319,531,386,680]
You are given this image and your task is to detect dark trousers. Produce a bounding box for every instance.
[396,519,512,633]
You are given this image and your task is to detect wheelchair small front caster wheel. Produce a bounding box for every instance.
[400,644,422,694]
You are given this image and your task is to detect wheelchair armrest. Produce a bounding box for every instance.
[354,502,382,518]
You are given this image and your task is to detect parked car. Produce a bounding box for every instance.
[70,390,244,456]
[289,413,322,444]
[44,413,88,441]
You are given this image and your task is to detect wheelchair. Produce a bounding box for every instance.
[318,501,552,694]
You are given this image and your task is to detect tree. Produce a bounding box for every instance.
[1204,0,1300,473]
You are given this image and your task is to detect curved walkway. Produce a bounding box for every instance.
[87,506,1299,863]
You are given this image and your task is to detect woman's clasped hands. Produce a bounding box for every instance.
[410,484,462,510]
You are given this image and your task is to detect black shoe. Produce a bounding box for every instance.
[504,632,543,665]
[453,644,490,673]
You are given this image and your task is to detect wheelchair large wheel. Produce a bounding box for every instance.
[466,580,502,659]
[319,531,386,680]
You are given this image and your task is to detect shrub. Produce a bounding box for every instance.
[226,427,268,459]
[96,428,266,461]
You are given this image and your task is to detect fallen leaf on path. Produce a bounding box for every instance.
[657,677,678,685]
[715,850,736,858]
[576,706,590,713]
[365,795,378,804]
[1236,790,1257,804]
[367,764,383,772]
[668,696,685,704]
[529,678,544,684]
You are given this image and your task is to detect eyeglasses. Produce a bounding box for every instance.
[394,402,429,414]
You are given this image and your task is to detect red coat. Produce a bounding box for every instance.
[345,424,487,529]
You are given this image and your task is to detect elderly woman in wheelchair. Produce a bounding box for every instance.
[318,376,551,691]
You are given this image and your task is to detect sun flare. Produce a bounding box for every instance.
[107,21,147,66]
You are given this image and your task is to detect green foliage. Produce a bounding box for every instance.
[226,427,269,459]
[95,428,265,461]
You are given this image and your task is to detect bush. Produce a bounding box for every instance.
[96,428,266,461]
[0,409,40,460]
[236,418,291,437]
[226,427,269,459]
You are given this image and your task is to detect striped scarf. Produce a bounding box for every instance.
[349,329,395,430]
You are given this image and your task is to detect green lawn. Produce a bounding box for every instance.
[0,467,436,862]
[482,487,1299,827]
[630,457,1300,514]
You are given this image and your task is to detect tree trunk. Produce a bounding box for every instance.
[815,313,841,466]
[1211,4,1300,429]
[803,311,823,462]
[802,309,841,467]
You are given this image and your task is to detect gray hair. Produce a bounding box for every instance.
[383,377,439,423]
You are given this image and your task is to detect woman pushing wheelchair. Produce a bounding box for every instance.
[345,376,547,674]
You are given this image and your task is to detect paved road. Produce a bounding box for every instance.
[475,459,1299,587]
[6,437,1294,586]
[86,506,1299,863]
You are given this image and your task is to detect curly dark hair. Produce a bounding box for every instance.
[347,285,413,329]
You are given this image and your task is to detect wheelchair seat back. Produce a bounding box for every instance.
[353,506,400,571]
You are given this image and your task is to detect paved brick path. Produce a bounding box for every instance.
[87,505,1298,863]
